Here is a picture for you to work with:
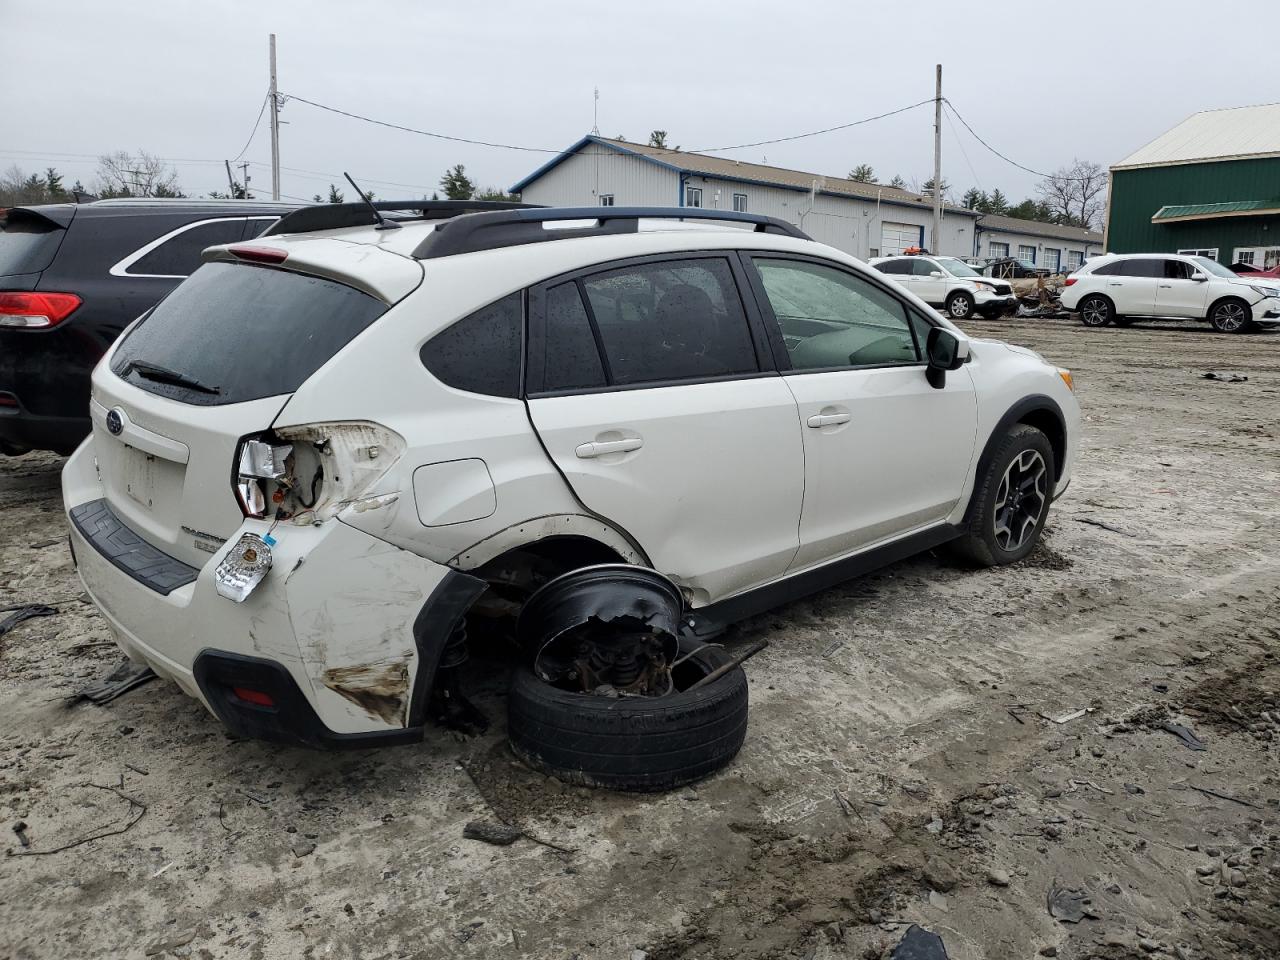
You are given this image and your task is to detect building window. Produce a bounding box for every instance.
[599,194,614,206]
[1177,247,1219,261]
[1018,244,1036,263]
[868,247,879,258]
[989,241,1010,258]
[1043,248,1061,272]
[1235,249,1256,265]
[685,186,703,208]
[1066,250,1084,271]
[732,193,748,213]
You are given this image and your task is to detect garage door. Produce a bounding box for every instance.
[881,222,923,256]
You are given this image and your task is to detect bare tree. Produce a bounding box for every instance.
[95,150,183,198]
[1037,159,1106,229]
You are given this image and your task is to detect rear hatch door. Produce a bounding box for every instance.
[0,205,75,289]
[92,255,404,567]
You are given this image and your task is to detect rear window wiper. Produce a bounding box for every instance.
[122,359,221,395]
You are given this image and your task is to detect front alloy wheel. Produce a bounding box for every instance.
[992,449,1048,552]
[1210,299,1251,333]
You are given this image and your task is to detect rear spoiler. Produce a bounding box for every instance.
[3,204,78,229]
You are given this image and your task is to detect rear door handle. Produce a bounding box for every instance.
[806,413,851,428]
[1159,284,1172,288]
[575,438,643,458]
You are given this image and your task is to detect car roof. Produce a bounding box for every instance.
[6,200,298,222]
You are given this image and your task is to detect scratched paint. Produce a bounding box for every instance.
[320,659,411,726]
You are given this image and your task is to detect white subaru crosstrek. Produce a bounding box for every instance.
[1060,252,1280,333]
[62,202,1077,786]
[869,254,1018,320]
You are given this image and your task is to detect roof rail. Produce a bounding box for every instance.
[90,198,297,207]
[262,199,540,237]
[411,207,810,259]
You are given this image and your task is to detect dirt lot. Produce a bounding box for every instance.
[1,316,1277,960]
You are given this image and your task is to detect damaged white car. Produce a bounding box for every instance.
[62,201,1078,791]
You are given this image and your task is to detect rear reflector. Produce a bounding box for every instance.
[228,245,288,264]
[0,291,82,329]
[0,392,18,408]
[232,686,276,707]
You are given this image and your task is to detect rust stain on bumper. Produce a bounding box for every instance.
[321,659,410,726]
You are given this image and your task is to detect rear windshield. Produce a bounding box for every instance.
[111,261,386,405]
[0,211,65,278]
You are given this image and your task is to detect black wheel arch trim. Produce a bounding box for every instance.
[962,394,1067,527]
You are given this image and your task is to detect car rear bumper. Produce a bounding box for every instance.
[0,405,88,455]
[62,439,484,748]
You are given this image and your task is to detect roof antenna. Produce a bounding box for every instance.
[343,171,400,231]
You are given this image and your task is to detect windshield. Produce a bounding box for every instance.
[0,211,65,278]
[1195,257,1237,279]
[111,261,387,406]
[935,257,981,278]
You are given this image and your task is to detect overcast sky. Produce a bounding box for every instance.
[3,0,1274,204]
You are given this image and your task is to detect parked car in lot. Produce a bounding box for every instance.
[62,202,1078,789]
[1060,252,1280,333]
[0,199,295,455]
[1229,261,1280,279]
[984,257,1055,280]
[870,253,1018,319]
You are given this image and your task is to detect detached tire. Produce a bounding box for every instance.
[507,637,748,793]
[946,423,1056,568]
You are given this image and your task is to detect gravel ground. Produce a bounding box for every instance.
[0,316,1277,960]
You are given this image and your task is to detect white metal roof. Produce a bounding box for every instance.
[1112,103,1280,170]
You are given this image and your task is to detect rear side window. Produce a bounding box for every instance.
[0,211,64,278]
[421,293,522,398]
[578,258,758,386]
[124,219,249,277]
[111,262,386,405]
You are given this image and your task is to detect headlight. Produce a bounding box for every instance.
[1250,284,1280,298]
[972,280,996,291]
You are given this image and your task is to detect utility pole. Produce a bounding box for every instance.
[224,160,238,198]
[238,162,252,199]
[932,63,943,254]
[269,33,281,201]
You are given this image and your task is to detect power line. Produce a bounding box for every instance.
[943,99,1094,183]
[691,98,935,154]
[232,92,270,163]
[943,106,982,194]
[283,93,562,153]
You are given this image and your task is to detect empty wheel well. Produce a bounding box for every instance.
[470,536,631,606]
[1018,409,1066,481]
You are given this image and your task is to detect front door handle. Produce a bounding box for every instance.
[575,437,643,459]
[1158,283,1172,288]
[806,413,851,428]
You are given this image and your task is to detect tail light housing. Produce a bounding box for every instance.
[232,421,404,523]
[1063,277,1077,286]
[0,292,82,329]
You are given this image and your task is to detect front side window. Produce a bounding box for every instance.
[1163,259,1192,280]
[422,292,522,397]
[1017,245,1036,263]
[685,186,703,208]
[753,258,920,370]
[125,219,250,277]
[732,193,748,212]
[910,259,941,277]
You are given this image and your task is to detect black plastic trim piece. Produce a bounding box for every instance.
[262,199,540,237]
[193,650,424,750]
[961,394,1067,526]
[690,524,963,632]
[69,498,198,595]
[412,207,810,260]
[406,570,489,728]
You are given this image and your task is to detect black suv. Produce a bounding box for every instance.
[0,199,295,455]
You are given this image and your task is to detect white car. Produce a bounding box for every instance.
[62,203,1078,789]
[1060,252,1280,333]
[870,254,1018,320]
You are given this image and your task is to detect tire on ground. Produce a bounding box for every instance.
[945,423,1056,568]
[1077,294,1112,327]
[946,291,974,320]
[507,636,748,792]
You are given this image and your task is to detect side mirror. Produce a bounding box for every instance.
[925,327,969,388]
[1190,271,1207,282]
[929,270,944,278]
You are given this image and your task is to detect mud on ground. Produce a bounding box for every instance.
[0,317,1277,960]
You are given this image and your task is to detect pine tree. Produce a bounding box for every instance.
[987,188,1009,215]
[889,175,906,189]
[961,187,985,210]
[326,184,344,204]
[439,165,475,200]
[848,164,876,183]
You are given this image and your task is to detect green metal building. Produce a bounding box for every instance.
[1106,103,1280,268]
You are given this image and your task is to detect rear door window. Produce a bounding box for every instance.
[111,261,386,405]
[874,259,910,275]
[122,219,249,277]
[0,210,65,278]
